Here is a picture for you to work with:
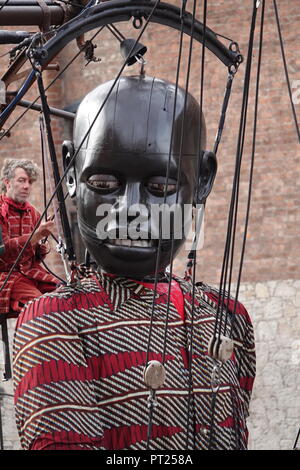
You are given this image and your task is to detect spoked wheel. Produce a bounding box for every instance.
[0,0,242,130]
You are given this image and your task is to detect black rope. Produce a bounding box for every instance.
[232,0,265,325]
[213,0,259,343]
[273,0,300,143]
[213,70,235,155]
[39,257,67,284]
[293,426,300,450]
[0,401,3,450]
[145,2,186,450]
[184,0,207,451]
[208,0,261,450]
[159,0,197,370]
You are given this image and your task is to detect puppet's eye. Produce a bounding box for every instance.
[87,174,120,191]
[147,177,177,196]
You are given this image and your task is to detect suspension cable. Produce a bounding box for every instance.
[232,0,265,323]
[209,0,261,449]
[144,3,186,450]
[213,0,260,344]
[184,0,207,451]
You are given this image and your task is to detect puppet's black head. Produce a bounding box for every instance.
[64,75,217,279]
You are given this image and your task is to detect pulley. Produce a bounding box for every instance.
[120,38,147,66]
[208,334,234,362]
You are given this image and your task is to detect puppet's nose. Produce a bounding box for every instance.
[113,183,149,237]
[116,183,143,215]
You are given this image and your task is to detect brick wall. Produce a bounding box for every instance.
[57,0,300,285]
[0,0,299,451]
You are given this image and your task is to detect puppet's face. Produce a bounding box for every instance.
[76,148,195,278]
[69,76,215,279]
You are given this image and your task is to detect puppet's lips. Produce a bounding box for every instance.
[108,239,153,248]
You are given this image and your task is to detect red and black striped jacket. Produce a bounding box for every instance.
[13,273,255,450]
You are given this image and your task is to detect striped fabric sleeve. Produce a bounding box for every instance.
[13,294,104,450]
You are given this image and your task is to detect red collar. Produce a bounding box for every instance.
[1,195,31,212]
[0,194,32,221]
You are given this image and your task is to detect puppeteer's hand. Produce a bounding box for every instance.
[31,220,55,245]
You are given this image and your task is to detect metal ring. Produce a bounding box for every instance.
[133,15,143,29]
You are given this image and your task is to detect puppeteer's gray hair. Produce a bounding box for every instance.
[1,159,40,193]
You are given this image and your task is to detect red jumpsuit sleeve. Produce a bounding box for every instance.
[0,218,36,264]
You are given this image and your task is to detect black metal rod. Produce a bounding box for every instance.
[0,30,31,44]
[12,96,75,120]
[36,70,76,261]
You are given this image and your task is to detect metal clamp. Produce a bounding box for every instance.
[211,362,222,393]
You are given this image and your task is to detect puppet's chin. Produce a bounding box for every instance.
[81,236,179,279]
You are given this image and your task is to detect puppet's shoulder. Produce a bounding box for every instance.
[15,276,102,329]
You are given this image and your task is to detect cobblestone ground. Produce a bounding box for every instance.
[1,279,299,451]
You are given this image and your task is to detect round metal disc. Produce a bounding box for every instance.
[143,360,166,390]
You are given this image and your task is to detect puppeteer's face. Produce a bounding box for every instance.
[5,168,33,203]
[76,149,195,279]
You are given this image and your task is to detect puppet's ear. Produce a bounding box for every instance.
[194,150,217,205]
[62,140,76,198]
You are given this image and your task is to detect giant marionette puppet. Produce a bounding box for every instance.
[13,75,255,450]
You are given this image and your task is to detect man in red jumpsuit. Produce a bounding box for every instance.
[0,159,58,316]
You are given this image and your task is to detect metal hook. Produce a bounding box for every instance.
[211,362,222,393]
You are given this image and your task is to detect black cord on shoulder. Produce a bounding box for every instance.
[39,257,67,285]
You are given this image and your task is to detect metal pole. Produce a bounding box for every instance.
[36,70,76,262]
[0,1,66,27]
[7,95,75,120]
